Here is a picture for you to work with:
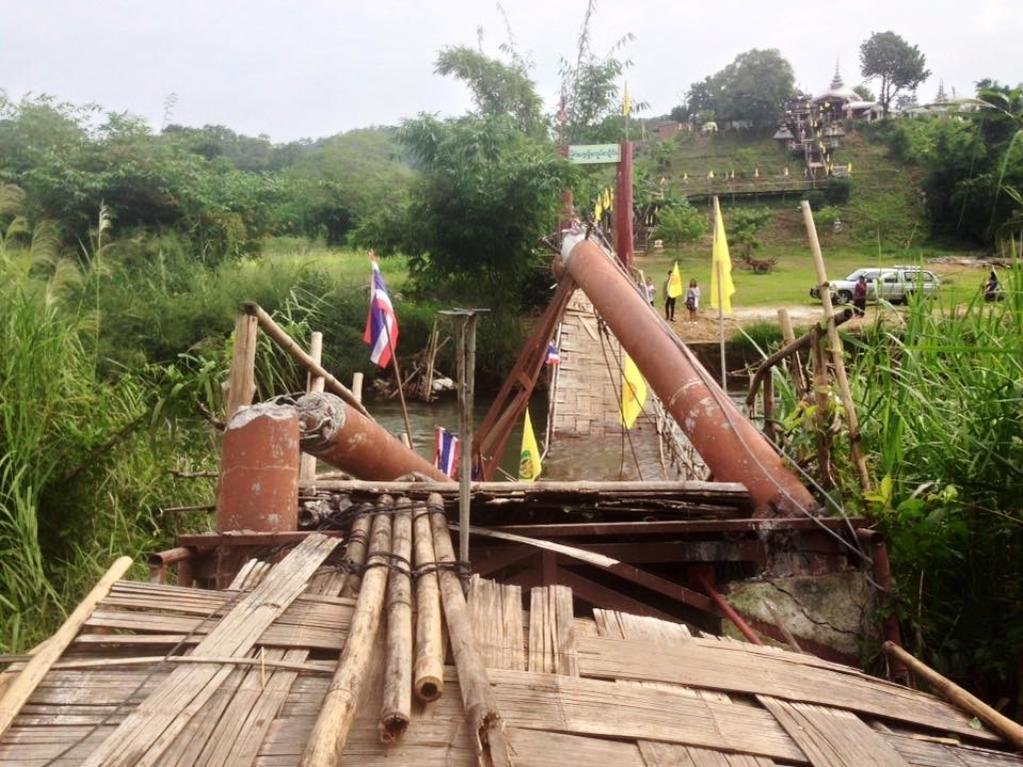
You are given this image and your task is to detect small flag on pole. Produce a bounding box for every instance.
[545,343,560,366]
[620,354,648,429]
[363,256,399,368]
[518,408,542,482]
[433,426,459,479]
[622,82,631,117]
[710,199,736,315]
[667,262,684,299]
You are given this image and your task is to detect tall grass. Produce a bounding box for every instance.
[0,248,213,651]
[790,268,1023,703]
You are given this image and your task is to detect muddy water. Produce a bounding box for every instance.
[369,386,746,482]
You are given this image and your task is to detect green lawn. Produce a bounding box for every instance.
[636,242,989,307]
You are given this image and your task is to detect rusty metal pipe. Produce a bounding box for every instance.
[615,141,635,269]
[217,403,301,533]
[857,528,909,684]
[297,392,447,481]
[147,547,193,586]
[692,571,764,645]
[560,236,818,515]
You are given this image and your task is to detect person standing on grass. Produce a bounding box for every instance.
[853,274,868,317]
[645,276,655,306]
[685,278,700,322]
[663,270,677,321]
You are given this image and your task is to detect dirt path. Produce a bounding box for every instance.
[668,304,883,344]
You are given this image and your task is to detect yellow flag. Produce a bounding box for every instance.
[518,408,542,481]
[710,197,736,315]
[594,197,603,221]
[622,83,631,117]
[620,354,648,429]
[603,187,612,210]
[667,262,683,298]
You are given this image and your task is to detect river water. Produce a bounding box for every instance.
[370,393,687,482]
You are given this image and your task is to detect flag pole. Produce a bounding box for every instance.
[713,196,727,391]
[382,320,415,448]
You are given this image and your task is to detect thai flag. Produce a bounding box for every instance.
[363,256,399,368]
[545,343,560,366]
[434,426,459,479]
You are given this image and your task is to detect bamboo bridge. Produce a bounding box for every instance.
[2,217,1023,765]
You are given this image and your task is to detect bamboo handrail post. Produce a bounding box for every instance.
[800,201,871,492]
[242,302,370,418]
[225,314,258,420]
[380,498,413,743]
[300,331,325,481]
[300,497,394,767]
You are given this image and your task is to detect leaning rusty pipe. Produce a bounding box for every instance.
[559,235,818,514]
[857,528,909,684]
[692,570,764,645]
[297,392,446,481]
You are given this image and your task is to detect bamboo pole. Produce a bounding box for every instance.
[427,493,512,767]
[379,498,413,743]
[242,302,370,418]
[338,504,373,599]
[300,331,325,481]
[777,308,808,399]
[352,372,364,404]
[301,498,393,767]
[412,499,444,702]
[800,201,872,492]
[225,314,258,419]
[811,328,835,490]
[883,641,1023,749]
[0,556,133,739]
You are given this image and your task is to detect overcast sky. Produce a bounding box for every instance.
[4,0,1021,142]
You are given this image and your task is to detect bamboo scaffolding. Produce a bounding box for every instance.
[301,497,394,767]
[427,493,512,766]
[412,499,444,702]
[379,497,413,743]
[0,556,133,739]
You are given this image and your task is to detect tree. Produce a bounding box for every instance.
[558,1,637,143]
[853,84,876,102]
[859,31,930,116]
[395,114,571,305]
[685,50,795,127]
[655,199,706,247]
[727,207,772,258]
[435,46,543,135]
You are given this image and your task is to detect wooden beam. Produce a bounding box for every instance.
[225,314,258,420]
[0,556,133,739]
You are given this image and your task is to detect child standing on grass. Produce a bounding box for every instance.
[685,279,700,322]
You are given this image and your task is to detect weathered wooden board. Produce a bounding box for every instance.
[79,534,339,767]
[576,635,997,742]
[468,576,525,671]
[758,696,907,767]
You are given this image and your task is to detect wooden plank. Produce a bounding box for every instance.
[0,556,133,739]
[80,534,339,767]
[639,742,776,766]
[486,668,805,763]
[576,635,996,742]
[594,609,693,643]
[468,577,524,672]
[758,697,907,767]
[509,727,646,767]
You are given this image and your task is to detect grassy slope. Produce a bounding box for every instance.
[634,127,989,307]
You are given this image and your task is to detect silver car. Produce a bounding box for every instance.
[810,267,940,305]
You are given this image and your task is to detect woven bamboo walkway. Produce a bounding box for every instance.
[2,510,1021,766]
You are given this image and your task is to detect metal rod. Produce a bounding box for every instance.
[692,570,764,645]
